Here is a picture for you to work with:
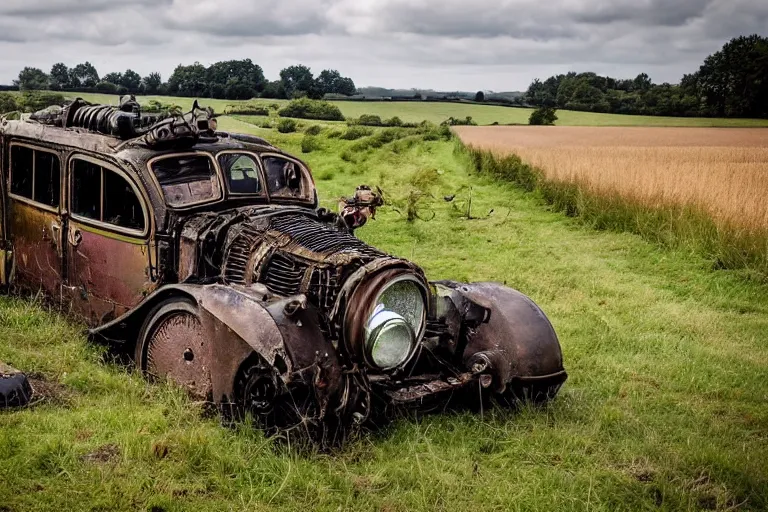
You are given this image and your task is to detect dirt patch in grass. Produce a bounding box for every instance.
[80,444,121,464]
[27,375,75,405]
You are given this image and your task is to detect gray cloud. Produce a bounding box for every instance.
[0,0,168,16]
[160,0,336,37]
[574,0,716,26]
[0,0,763,91]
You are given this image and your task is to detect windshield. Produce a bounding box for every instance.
[150,154,221,207]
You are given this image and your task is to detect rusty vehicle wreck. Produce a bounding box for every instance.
[0,98,566,443]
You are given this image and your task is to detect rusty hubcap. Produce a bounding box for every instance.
[146,311,211,399]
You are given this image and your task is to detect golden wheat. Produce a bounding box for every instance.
[455,126,768,234]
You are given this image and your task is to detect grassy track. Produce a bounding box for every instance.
[1,118,767,511]
[32,91,768,127]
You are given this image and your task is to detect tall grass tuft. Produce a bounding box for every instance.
[459,142,768,280]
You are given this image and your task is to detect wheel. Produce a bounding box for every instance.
[233,355,360,448]
[135,298,212,400]
[234,356,322,440]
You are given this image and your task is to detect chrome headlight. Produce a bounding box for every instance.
[344,270,428,371]
[365,306,414,370]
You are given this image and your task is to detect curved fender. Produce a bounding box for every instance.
[436,281,566,393]
[92,283,342,404]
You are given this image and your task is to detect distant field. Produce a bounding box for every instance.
[455,126,768,147]
[456,125,768,277]
[42,91,768,127]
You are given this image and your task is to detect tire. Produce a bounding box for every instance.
[134,297,212,400]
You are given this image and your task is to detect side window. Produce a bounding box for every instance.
[262,156,308,199]
[218,153,262,194]
[10,146,33,199]
[10,145,60,207]
[150,155,220,207]
[35,152,61,208]
[71,160,101,220]
[71,159,146,233]
[104,170,144,230]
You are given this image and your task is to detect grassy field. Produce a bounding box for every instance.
[1,117,767,511]
[456,126,768,280]
[32,90,768,127]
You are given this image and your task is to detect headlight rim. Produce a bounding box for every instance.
[343,268,429,372]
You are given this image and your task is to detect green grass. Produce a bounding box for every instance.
[35,91,768,127]
[462,148,768,281]
[1,117,767,511]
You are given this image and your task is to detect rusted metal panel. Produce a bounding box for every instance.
[435,281,567,395]
[66,221,156,325]
[8,200,63,298]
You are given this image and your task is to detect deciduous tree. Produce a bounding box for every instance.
[70,62,100,88]
[16,67,49,91]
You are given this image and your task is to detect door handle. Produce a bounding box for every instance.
[68,228,82,247]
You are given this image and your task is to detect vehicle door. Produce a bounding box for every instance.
[65,154,155,326]
[4,141,64,296]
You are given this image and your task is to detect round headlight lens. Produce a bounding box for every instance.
[374,278,426,336]
[365,306,415,370]
[361,276,426,370]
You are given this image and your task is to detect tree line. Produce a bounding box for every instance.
[524,35,768,118]
[13,60,357,101]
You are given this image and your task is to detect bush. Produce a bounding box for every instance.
[340,125,373,140]
[95,81,119,93]
[18,91,65,113]
[441,116,477,126]
[224,103,269,116]
[145,100,181,115]
[304,124,323,136]
[349,128,409,152]
[301,135,321,153]
[421,124,453,141]
[352,114,404,127]
[277,118,298,133]
[357,114,383,126]
[529,107,558,126]
[278,98,344,121]
[326,129,343,139]
[0,92,19,114]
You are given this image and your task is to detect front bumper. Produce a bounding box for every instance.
[369,368,569,408]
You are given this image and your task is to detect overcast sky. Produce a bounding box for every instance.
[0,0,765,91]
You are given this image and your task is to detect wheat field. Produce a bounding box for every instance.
[455,126,768,237]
